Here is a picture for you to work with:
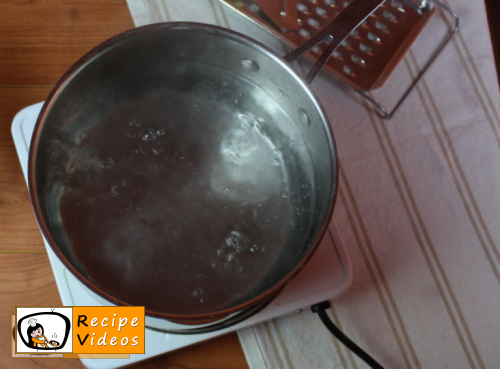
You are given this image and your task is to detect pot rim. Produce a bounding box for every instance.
[28,21,338,321]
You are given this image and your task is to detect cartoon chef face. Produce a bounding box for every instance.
[30,327,43,338]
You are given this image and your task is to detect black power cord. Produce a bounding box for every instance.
[311,301,385,369]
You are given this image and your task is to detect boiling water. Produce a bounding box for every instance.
[56,62,315,315]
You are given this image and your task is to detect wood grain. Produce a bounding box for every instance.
[0,0,134,86]
[0,88,52,253]
[0,1,249,368]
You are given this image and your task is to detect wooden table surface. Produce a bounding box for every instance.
[1,1,498,369]
[0,1,248,368]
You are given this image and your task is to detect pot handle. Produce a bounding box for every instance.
[284,0,385,84]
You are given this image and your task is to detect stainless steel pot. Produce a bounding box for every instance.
[28,0,383,330]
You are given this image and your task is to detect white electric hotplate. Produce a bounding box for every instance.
[12,102,352,369]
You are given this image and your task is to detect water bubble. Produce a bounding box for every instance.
[224,230,250,253]
[129,118,141,127]
[152,147,163,156]
[111,186,119,197]
[223,187,231,194]
[217,249,225,258]
[191,287,204,299]
[226,252,237,262]
[250,245,257,253]
[270,158,280,166]
[142,128,157,141]
[239,267,245,273]
[261,246,266,253]
[79,132,87,140]
[156,128,165,136]
[282,192,288,198]
[220,126,258,164]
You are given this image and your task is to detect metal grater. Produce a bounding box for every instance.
[221,0,433,91]
[220,0,459,118]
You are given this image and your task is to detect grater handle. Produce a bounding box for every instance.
[284,0,385,84]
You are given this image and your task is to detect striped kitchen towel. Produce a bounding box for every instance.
[127,0,500,368]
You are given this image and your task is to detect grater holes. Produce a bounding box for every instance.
[307,0,318,3]
[316,7,328,17]
[297,3,311,14]
[368,32,382,43]
[383,11,397,22]
[333,50,342,59]
[343,65,356,77]
[307,18,321,28]
[391,0,405,12]
[299,28,311,38]
[375,21,390,32]
[342,1,350,7]
[248,3,260,13]
[341,40,352,49]
[350,29,361,39]
[359,43,374,54]
[324,0,336,7]
[351,54,366,66]
[312,46,322,54]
